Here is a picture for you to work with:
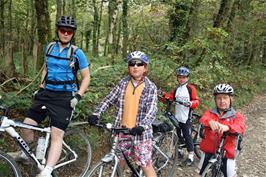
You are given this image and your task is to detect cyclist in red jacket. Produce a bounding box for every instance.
[159,66,200,166]
[198,84,245,177]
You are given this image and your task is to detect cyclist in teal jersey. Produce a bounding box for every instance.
[8,16,90,177]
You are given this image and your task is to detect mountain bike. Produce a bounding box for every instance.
[162,98,203,159]
[0,103,91,177]
[201,132,242,177]
[86,122,178,177]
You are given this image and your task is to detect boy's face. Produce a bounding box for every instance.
[176,75,189,84]
[128,60,147,80]
[215,94,232,110]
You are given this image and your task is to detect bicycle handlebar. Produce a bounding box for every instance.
[95,122,131,135]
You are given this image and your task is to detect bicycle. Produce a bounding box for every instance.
[201,132,242,177]
[0,102,91,177]
[86,121,178,177]
[160,98,203,159]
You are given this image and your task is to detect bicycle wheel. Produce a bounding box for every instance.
[192,124,203,159]
[52,129,92,177]
[201,162,224,177]
[86,161,122,177]
[153,130,178,177]
[0,151,22,177]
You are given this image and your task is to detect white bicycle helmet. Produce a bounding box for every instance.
[213,84,234,95]
[176,66,190,76]
[127,51,149,64]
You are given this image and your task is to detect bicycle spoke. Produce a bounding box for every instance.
[53,129,92,177]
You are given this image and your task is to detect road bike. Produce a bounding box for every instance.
[86,121,178,177]
[0,102,91,177]
[201,132,242,177]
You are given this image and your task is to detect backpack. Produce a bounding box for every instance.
[42,42,80,89]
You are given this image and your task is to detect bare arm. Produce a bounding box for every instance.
[39,64,47,88]
[77,67,90,96]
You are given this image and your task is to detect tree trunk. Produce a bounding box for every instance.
[35,0,50,72]
[85,30,91,53]
[0,0,6,56]
[168,2,189,42]
[183,0,200,40]
[226,0,240,31]
[21,43,29,76]
[5,41,16,77]
[7,0,12,41]
[56,0,64,21]
[115,19,121,55]
[92,0,99,57]
[213,0,234,28]
[96,0,104,56]
[108,0,118,61]
[122,0,129,59]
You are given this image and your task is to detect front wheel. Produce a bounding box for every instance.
[86,161,122,177]
[52,129,92,177]
[201,162,224,177]
[0,151,22,177]
[153,130,178,177]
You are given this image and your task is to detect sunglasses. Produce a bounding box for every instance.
[128,61,145,67]
[59,28,74,35]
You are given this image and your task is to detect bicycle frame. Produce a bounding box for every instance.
[0,115,79,171]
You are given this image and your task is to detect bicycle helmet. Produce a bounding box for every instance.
[176,67,190,76]
[56,16,77,30]
[213,84,234,96]
[127,51,149,64]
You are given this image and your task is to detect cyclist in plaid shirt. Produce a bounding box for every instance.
[88,51,158,177]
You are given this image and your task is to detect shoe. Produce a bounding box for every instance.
[177,149,184,159]
[7,150,29,161]
[182,158,194,167]
[36,173,52,177]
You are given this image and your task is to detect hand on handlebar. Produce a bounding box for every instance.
[87,115,99,125]
[130,126,145,136]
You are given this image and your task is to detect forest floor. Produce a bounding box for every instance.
[172,93,266,177]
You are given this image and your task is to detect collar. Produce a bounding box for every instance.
[211,107,236,119]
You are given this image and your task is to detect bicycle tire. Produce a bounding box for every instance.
[192,123,203,159]
[153,130,178,177]
[0,151,22,177]
[86,161,122,177]
[201,162,224,177]
[52,129,92,177]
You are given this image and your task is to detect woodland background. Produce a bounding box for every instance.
[0,0,265,121]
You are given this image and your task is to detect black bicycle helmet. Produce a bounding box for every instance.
[56,16,77,30]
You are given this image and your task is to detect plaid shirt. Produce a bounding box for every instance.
[94,76,158,142]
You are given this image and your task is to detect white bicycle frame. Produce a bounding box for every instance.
[0,116,78,171]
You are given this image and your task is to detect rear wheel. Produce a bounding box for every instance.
[153,130,178,177]
[86,161,122,177]
[192,123,203,159]
[0,151,22,177]
[52,129,92,177]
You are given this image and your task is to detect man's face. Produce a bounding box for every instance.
[128,60,147,80]
[58,27,74,44]
[215,94,231,110]
[176,75,189,84]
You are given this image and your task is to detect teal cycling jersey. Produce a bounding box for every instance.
[45,42,89,92]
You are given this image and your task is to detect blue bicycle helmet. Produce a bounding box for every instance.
[127,51,149,64]
[176,67,190,76]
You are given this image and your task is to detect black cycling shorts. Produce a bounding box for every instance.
[27,89,73,131]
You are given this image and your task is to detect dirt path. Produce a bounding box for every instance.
[173,93,266,177]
